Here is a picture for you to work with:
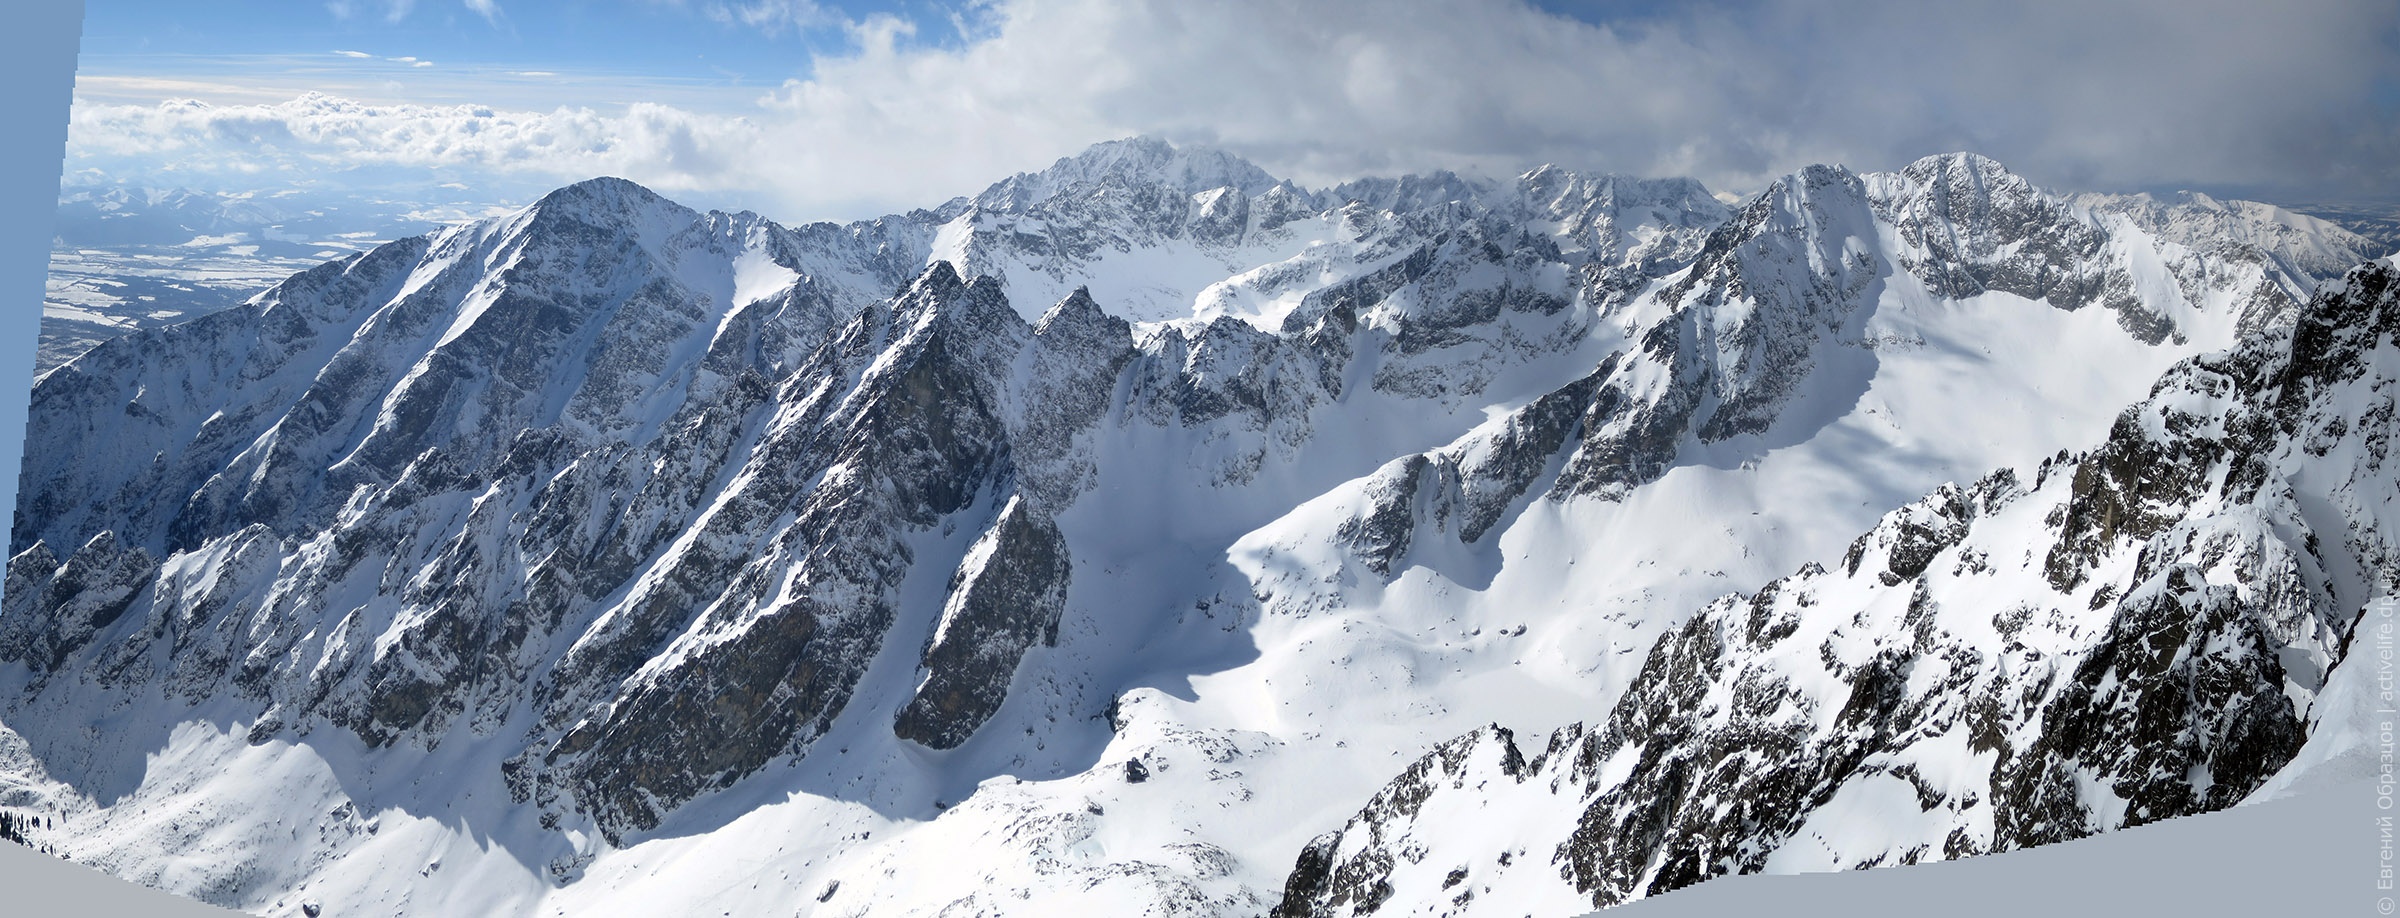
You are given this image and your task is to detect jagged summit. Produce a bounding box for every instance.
[524,175,698,227]
[972,136,1716,227]
[891,260,1020,339]
[1885,152,2058,225]
[911,257,967,292]
[1324,168,1493,213]
[969,136,1284,212]
[1516,163,1718,207]
[1034,285,1109,333]
[2072,187,2381,291]
[1899,149,2015,179]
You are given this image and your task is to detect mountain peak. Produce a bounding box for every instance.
[1513,164,1725,213]
[1893,152,2042,202]
[1059,136,1280,193]
[1325,169,1495,213]
[970,136,1282,212]
[1901,151,2015,178]
[526,175,697,229]
[892,260,1023,338]
[536,175,668,207]
[1737,162,1867,211]
[911,258,967,295]
[1034,285,1116,338]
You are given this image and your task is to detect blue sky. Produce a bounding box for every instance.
[68,0,1714,116]
[76,1,955,111]
[62,0,2400,224]
[76,1,1695,103]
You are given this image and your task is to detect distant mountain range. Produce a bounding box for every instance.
[37,184,516,373]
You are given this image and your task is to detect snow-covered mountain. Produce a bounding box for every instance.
[0,138,2387,917]
[1276,257,2399,915]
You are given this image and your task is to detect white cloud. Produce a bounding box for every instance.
[325,0,418,24]
[329,0,501,26]
[66,0,2400,221]
[67,93,771,204]
[706,0,829,36]
[332,50,373,59]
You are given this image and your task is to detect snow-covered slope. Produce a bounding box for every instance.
[1274,257,2399,915]
[1599,776,2364,918]
[0,139,2383,917]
